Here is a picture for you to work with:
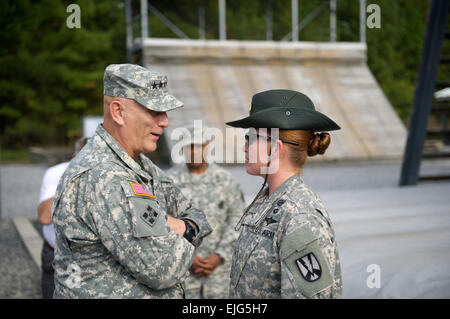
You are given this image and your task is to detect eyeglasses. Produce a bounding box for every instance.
[244,133,299,146]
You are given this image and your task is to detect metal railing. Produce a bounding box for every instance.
[126,0,369,60]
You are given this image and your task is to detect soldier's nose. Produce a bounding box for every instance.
[159,112,169,128]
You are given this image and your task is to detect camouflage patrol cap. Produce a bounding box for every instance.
[103,63,184,112]
[226,89,340,131]
[180,125,212,148]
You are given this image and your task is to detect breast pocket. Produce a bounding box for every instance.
[121,181,170,238]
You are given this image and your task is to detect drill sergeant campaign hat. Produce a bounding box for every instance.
[226,89,340,131]
[103,63,184,112]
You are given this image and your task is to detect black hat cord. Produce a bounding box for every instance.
[235,141,274,231]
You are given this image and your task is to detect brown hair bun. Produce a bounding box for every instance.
[307,132,330,156]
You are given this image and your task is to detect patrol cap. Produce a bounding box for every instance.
[226,89,340,131]
[179,125,212,148]
[103,63,184,112]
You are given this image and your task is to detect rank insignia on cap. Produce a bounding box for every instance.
[130,182,155,198]
[151,80,167,90]
[296,253,322,282]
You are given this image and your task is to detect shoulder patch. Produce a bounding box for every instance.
[280,225,333,298]
[130,181,155,198]
[296,252,322,282]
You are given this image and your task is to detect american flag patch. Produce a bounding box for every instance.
[130,182,155,198]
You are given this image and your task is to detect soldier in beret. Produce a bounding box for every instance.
[52,64,212,298]
[227,89,342,298]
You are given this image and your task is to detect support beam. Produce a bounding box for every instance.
[140,0,148,40]
[330,0,336,42]
[292,0,298,42]
[399,0,449,186]
[359,0,366,43]
[281,1,327,42]
[199,0,205,40]
[148,3,189,39]
[219,0,226,40]
[125,0,133,62]
[266,0,273,41]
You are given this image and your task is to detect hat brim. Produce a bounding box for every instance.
[226,107,340,131]
[135,90,184,112]
[179,138,208,148]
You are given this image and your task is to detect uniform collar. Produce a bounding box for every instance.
[259,173,304,205]
[184,163,216,181]
[95,124,153,183]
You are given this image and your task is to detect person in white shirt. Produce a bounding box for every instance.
[37,137,87,299]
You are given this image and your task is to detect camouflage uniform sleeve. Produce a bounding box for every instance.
[215,180,245,263]
[279,213,335,299]
[160,176,212,248]
[81,172,195,290]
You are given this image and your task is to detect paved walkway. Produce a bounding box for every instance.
[321,183,450,298]
[1,159,449,298]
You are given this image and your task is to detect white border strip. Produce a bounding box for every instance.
[13,217,43,269]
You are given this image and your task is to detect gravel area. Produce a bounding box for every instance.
[0,219,42,298]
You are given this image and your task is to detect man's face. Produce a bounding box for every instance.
[183,142,209,169]
[122,99,169,155]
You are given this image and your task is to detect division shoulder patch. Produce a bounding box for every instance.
[295,252,322,282]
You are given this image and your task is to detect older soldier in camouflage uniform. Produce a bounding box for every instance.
[226,89,342,298]
[167,125,244,299]
[52,64,212,298]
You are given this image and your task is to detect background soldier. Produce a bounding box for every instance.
[52,64,212,298]
[168,125,245,299]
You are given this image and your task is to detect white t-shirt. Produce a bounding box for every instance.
[38,161,70,248]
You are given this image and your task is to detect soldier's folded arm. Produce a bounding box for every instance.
[159,174,212,247]
[82,173,200,290]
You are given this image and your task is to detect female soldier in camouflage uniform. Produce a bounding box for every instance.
[226,89,342,298]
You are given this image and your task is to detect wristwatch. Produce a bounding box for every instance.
[182,219,196,243]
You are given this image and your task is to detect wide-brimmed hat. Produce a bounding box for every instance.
[226,89,340,131]
[103,63,183,112]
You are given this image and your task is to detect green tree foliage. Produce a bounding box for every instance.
[0,0,126,149]
[366,0,429,122]
[0,0,436,151]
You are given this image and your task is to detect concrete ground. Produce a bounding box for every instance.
[1,158,449,298]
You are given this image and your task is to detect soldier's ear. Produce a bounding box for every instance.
[275,139,288,160]
[109,99,125,126]
[271,139,282,157]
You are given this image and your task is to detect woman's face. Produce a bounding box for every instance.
[244,128,273,177]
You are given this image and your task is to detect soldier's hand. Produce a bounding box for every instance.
[203,254,221,274]
[166,214,186,236]
[190,255,207,277]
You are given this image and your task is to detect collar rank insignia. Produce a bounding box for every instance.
[130,181,155,198]
[296,253,322,282]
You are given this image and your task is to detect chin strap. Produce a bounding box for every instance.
[235,145,273,231]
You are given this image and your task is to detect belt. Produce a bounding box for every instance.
[44,240,54,251]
